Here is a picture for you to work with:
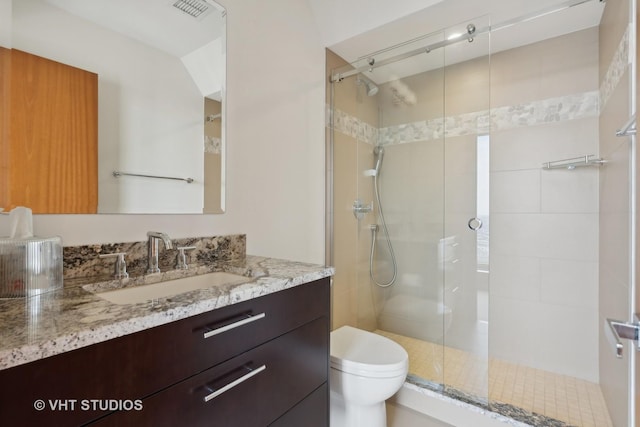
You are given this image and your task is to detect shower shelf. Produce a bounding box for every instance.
[542,155,605,170]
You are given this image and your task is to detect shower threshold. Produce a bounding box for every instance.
[405,375,573,427]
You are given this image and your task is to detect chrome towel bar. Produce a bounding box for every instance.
[113,171,194,183]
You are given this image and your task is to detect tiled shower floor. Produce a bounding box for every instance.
[376,330,613,427]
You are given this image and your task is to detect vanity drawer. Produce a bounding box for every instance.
[177,277,330,375]
[91,316,329,427]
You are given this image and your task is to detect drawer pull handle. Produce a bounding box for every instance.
[203,364,267,402]
[203,312,266,339]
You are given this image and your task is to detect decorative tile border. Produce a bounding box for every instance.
[329,107,379,145]
[490,91,599,132]
[330,22,628,146]
[329,90,599,147]
[205,136,222,154]
[599,24,630,111]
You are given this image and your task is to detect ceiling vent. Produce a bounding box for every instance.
[172,0,212,19]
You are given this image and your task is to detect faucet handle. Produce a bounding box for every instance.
[175,246,196,270]
[99,252,129,279]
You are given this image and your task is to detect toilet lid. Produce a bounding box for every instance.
[330,326,408,378]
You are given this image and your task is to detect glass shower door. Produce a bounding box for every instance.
[345,17,492,403]
[441,16,491,404]
[350,29,449,390]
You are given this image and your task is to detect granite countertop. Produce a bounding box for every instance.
[0,255,334,371]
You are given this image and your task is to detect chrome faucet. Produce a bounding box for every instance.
[147,231,173,273]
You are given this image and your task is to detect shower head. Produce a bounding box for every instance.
[365,81,379,96]
[373,146,385,176]
[357,76,379,96]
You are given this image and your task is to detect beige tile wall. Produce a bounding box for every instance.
[327,49,355,329]
[487,27,600,383]
[597,1,633,424]
[327,49,379,330]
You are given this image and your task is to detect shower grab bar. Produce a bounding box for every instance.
[113,171,194,184]
[542,155,605,170]
[605,315,640,358]
[616,115,637,137]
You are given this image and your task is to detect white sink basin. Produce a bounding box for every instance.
[92,272,247,305]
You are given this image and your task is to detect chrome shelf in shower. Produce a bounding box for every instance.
[542,154,605,170]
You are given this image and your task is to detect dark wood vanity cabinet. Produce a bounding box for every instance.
[0,278,330,427]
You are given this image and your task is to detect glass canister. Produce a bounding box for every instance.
[0,236,63,298]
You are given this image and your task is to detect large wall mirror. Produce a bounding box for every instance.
[1,0,226,214]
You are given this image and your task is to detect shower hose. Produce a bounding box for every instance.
[369,170,398,288]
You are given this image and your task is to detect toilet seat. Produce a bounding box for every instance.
[330,326,408,378]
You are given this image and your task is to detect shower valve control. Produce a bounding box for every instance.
[353,199,373,220]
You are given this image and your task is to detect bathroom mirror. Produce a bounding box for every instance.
[2,0,226,214]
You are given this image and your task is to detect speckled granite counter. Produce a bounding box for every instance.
[0,255,334,371]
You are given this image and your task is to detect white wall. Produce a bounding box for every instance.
[0,0,327,264]
[308,0,443,47]
[0,0,10,47]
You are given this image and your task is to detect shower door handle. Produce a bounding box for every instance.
[468,217,482,231]
[605,315,640,358]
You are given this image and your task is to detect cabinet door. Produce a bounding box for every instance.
[5,49,98,213]
[269,383,328,427]
[91,316,329,427]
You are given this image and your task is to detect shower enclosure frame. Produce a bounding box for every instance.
[326,0,636,425]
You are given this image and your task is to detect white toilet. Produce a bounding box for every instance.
[330,325,409,427]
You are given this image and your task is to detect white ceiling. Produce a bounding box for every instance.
[323,0,606,83]
[307,0,445,48]
[44,0,224,58]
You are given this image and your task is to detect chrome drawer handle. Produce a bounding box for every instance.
[203,364,267,402]
[203,312,266,339]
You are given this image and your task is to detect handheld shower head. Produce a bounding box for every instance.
[373,146,385,176]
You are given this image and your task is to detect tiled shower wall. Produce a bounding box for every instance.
[326,49,378,330]
[328,25,603,383]
[487,28,600,383]
[597,0,633,425]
